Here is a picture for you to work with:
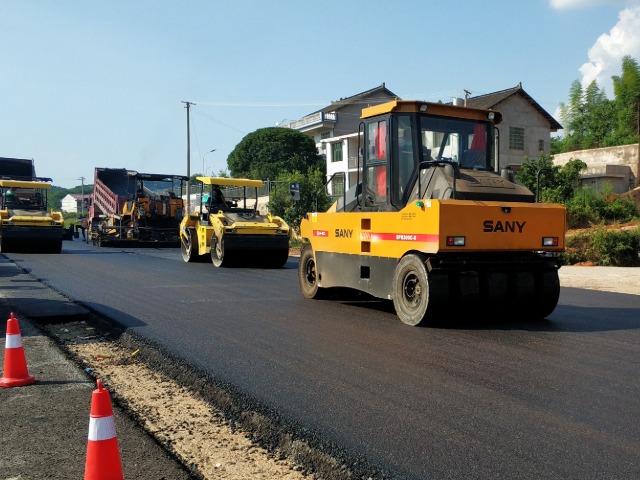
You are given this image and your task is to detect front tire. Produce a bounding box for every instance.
[181,229,199,263]
[298,244,324,299]
[392,254,430,326]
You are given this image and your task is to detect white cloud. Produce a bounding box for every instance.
[550,0,638,9]
[579,6,640,95]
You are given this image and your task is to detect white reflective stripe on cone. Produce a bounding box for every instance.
[5,333,22,349]
[88,416,117,441]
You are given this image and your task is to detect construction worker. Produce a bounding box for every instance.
[76,216,88,240]
[4,189,16,207]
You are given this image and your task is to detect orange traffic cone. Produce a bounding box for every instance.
[0,312,36,388]
[84,379,124,480]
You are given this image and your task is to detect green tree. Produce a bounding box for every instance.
[555,56,640,152]
[611,55,640,145]
[558,80,613,151]
[227,127,324,180]
[49,186,68,211]
[582,81,615,148]
[515,154,586,203]
[267,168,331,236]
[550,135,564,155]
[557,80,586,151]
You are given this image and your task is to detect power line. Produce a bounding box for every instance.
[192,108,247,135]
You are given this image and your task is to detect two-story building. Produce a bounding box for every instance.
[284,82,562,197]
[278,83,398,197]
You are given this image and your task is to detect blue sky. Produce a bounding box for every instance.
[2,0,640,188]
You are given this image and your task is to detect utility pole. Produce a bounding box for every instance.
[77,176,85,216]
[182,101,195,213]
[464,89,472,107]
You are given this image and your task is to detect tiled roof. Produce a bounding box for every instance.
[466,83,563,131]
[319,83,399,113]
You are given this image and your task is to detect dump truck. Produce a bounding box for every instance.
[89,167,188,247]
[0,177,65,253]
[180,176,291,267]
[298,100,566,326]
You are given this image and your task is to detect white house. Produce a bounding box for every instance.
[61,194,91,214]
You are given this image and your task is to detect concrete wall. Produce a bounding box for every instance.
[553,144,639,193]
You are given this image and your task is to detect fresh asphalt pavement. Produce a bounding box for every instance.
[0,242,637,479]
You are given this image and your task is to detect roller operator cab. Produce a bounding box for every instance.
[298,100,566,326]
[180,176,291,268]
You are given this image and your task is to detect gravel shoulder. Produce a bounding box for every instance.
[559,265,640,296]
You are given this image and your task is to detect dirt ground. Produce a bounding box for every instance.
[40,316,348,480]
[65,338,308,479]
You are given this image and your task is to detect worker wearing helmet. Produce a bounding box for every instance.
[4,189,16,207]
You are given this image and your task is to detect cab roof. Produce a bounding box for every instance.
[361,99,503,124]
[196,176,264,188]
[0,179,52,189]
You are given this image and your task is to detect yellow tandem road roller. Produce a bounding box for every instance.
[180,176,291,268]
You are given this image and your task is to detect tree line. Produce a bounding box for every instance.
[553,55,640,153]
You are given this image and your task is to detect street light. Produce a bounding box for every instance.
[203,149,216,176]
[77,177,85,217]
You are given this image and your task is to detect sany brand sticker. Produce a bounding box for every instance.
[334,229,353,238]
[313,230,329,237]
[362,232,438,242]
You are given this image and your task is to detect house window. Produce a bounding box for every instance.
[331,174,344,196]
[538,139,545,152]
[509,127,525,150]
[332,142,343,163]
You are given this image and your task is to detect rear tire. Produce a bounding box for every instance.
[392,254,430,326]
[211,234,225,267]
[534,269,561,319]
[298,244,325,299]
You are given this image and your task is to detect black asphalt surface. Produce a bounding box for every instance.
[0,251,193,479]
[2,238,640,479]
